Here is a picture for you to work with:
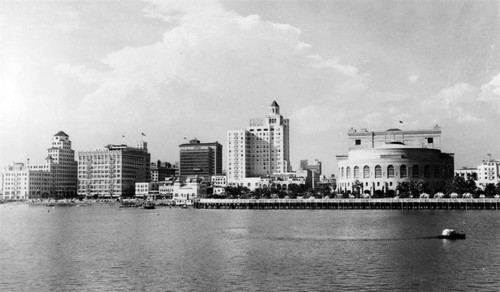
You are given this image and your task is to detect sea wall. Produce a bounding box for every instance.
[195,198,500,210]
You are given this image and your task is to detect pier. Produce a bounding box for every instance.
[195,198,500,210]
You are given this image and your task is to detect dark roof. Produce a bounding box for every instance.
[271,101,279,107]
[54,131,69,137]
[386,128,402,132]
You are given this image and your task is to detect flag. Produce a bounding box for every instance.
[141,132,146,136]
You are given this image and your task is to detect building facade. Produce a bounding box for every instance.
[159,177,207,203]
[1,131,77,199]
[348,125,442,151]
[476,156,500,188]
[454,168,478,182]
[227,101,290,186]
[77,142,150,198]
[337,127,454,197]
[2,162,52,200]
[43,131,78,197]
[150,160,177,182]
[299,159,322,188]
[179,139,222,180]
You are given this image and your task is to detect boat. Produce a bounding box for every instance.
[143,201,156,209]
[437,229,466,239]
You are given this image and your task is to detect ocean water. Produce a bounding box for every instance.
[1,204,499,291]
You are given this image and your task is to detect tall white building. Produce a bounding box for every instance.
[227,101,290,186]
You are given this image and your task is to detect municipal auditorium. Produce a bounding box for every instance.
[336,126,454,197]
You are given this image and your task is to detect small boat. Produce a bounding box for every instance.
[143,202,156,209]
[438,229,466,240]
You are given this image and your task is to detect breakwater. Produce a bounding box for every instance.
[195,198,500,210]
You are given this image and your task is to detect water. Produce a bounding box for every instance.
[1,204,499,291]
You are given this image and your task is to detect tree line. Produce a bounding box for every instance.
[206,176,500,199]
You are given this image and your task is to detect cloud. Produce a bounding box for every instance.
[60,0,364,138]
[479,73,500,112]
[408,74,419,83]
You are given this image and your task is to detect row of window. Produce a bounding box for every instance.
[340,164,450,179]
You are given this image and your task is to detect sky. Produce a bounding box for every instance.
[0,0,499,175]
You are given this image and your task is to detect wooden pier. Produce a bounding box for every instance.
[194,198,500,210]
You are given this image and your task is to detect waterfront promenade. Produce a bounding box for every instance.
[195,198,500,210]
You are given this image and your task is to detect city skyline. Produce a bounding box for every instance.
[1,0,499,175]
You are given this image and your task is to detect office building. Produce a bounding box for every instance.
[77,142,150,198]
[179,139,222,179]
[2,162,52,200]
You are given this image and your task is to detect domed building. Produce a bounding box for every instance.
[336,127,454,197]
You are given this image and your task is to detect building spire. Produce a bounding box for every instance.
[269,100,280,115]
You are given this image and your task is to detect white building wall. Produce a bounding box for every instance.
[227,101,290,186]
[477,159,500,188]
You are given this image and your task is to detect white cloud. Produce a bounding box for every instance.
[479,73,500,112]
[408,74,419,83]
[60,0,364,139]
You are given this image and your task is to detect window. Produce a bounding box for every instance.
[363,166,370,178]
[346,167,351,179]
[427,138,433,143]
[341,167,345,179]
[424,165,430,178]
[355,139,361,145]
[354,166,360,179]
[400,165,407,178]
[412,165,419,178]
[387,165,394,178]
[375,165,382,178]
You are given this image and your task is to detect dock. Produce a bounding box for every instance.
[194,198,500,210]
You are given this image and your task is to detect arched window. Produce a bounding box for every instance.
[341,167,345,179]
[363,166,370,178]
[400,165,407,178]
[387,165,394,178]
[354,166,360,179]
[424,165,430,178]
[375,165,382,178]
[346,167,351,179]
[412,165,419,178]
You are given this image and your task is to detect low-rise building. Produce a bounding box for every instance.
[211,175,227,187]
[150,160,177,182]
[135,181,160,198]
[159,177,206,203]
[454,168,478,182]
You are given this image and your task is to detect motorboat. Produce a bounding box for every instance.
[143,201,156,209]
[438,229,466,239]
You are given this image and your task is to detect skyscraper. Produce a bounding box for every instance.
[179,139,222,180]
[45,131,78,197]
[227,101,290,185]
